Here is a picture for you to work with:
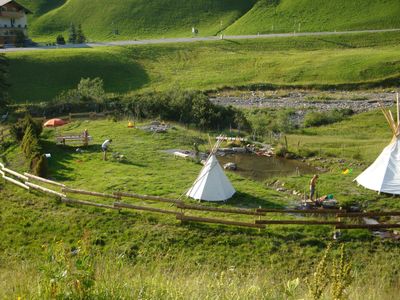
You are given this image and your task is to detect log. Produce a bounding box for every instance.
[2,167,29,181]
[335,223,400,229]
[3,175,30,190]
[256,208,342,214]
[26,182,66,198]
[114,202,181,216]
[255,220,342,225]
[177,214,265,229]
[336,212,400,217]
[24,173,66,188]
[61,197,118,210]
[114,191,183,204]
[0,170,4,176]
[62,187,120,200]
[177,203,265,216]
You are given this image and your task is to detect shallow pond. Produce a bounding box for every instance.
[218,153,317,181]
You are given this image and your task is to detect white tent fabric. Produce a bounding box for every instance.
[355,138,400,194]
[186,154,235,201]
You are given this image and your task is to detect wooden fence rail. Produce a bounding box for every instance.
[335,223,400,229]
[114,191,183,204]
[336,212,400,217]
[177,214,265,229]
[255,220,343,225]
[24,173,66,188]
[256,208,343,214]
[2,167,28,181]
[61,197,118,210]
[177,203,265,216]
[3,175,30,190]
[26,182,66,198]
[62,187,120,200]
[114,202,181,216]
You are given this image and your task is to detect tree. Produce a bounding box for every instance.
[76,24,86,44]
[15,31,26,47]
[56,35,66,45]
[77,77,105,102]
[68,23,77,44]
[0,54,9,111]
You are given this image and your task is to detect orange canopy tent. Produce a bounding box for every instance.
[43,118,67,127]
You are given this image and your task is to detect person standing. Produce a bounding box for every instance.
[309,174,319,201]
[101,139,112,161]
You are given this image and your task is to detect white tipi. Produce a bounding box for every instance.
[355,93,400,194]
[186,137,236,201]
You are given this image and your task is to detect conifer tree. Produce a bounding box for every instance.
[68,23,77,44]
[76,24,86,44]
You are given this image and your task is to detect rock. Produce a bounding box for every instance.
[223,162,237,170]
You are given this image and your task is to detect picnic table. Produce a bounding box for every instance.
[56,133,92,145]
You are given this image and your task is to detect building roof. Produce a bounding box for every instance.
[0,0,32,14]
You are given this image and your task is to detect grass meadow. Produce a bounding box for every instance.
[1,112,400,298]
[6,31,400,102]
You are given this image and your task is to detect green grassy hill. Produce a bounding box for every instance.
[18,0,400,41]
[24,0,256,41]
[6,31,400,102]
[225,0,400,35]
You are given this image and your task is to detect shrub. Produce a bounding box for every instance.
[10,114,42,141]
[56,35,66,45]
[304,109,354,127]
[32,154,48,177]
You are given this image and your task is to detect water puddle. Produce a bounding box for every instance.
[218,153,318,181]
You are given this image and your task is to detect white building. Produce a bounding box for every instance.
[0,0,31,46]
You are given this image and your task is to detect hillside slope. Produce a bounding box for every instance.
[225,0,400,35]
[26,0,256,41]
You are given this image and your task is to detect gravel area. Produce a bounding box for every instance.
[210,91,397,113]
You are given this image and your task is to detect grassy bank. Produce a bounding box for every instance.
[1,113,400,298]
[6,31,400,102]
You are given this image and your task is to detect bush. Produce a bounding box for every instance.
[32,154,48,177]
[56,35,66,45]
[304,109,354,127]
[10,114,43,141]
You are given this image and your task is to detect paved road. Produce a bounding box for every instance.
[1,28,399,53]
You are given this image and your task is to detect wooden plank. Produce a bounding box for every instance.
[255,220,342,225]
[3,175,30,190]
[62,187,120,200]
[336,223,400,229]
[336,211,400,217]
[114,191,183,204]
[177,214,265,229]
[0,170,4,176]
[114,202,181,216]
[26,182,66,198]
[256,208,343,214]
[24,173,66,188]
[2,168,29,181]
[177,203,265,216]
[61,197,118,210]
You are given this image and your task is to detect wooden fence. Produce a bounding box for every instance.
[1,163,400,233]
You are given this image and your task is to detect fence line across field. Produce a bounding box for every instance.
[1,165,400,233]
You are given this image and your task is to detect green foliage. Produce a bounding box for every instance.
[56,35,66,45]
[304,109,354,127]
[0,54,9,111]
[331,244,353,300]
[76,24,86,44]
[306,243,332,300]
[68,23,77,44]
[15,31,26,48]
[77,77,105,102]
[40,233,95,298]
[32,153,48,177]
[10,114,43,141]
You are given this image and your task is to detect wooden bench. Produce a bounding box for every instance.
[56,134,92,145]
